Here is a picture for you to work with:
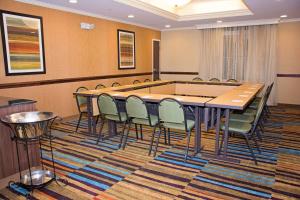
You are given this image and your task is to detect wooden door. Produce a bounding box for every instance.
[153,40,160,80]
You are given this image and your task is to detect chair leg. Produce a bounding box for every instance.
[153,128,162,157]
[167,128,171,145]
[122,121,132,150]
[244,135,258,165]
[119,121,128,148]
[164,127,167,144]
[135,124,139,139]
[140,124,143,140]
[255,128,263,141]
[266,105,271,115]
[148,125,157,156]
[75,113,83,133]
[96,120,105,144]
[95,115,100,125]
[184,131,192,161]
[252,134,261,154]
[218,132,226,155]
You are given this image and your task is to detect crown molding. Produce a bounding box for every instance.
[161,18,280,32]
[114,0,178,20]
[114,0,252,22]
[162,26,196,32]
[196,18,279,29]
[178,9,253,21]
[279,18,300,23]
[15,0,161,31]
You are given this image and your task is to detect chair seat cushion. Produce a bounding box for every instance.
[132,114,158,126]
[105,112,127,122]
[221,121,252,134]
[249,104,258,109]
[162,119,195,131]
[243,108,256,116]
[254,97,261,102]
[230,114,254,123]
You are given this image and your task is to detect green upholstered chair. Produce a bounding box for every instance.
[133,80,141,84]
[192,77,203,81]
[241,85,271,117]
[111,82,121,87]
[219,91,267,165]
[122,95,159,149]
[144,79,151,82]
[230,87,269,123]
[209,78,220,82]
[96,93,127,145]
[75,87,89,133]
[226,79,238,83]
[150,98,195,161]
[229,114,255,123]
[95,84,106,90]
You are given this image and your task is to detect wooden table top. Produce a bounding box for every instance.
[105,91,212,106]
[74,80,263,109]
[205,83,264,110]
[75,80,171,96]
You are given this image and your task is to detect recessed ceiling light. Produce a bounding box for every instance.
[217,20,223,23]
[69,0,77,3]
[280,15,287,18]
[165,25,171,28]
[173,0,191,7]
[128,14,135,18]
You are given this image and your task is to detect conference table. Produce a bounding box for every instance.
[74,80,263,160]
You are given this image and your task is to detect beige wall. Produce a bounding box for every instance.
[160,22,300,105]
[0,0,160,117]
[277,21,300,104]
[161,30,200,73]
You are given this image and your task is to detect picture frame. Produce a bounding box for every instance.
[117,29,135,69]
[0,10,46,76]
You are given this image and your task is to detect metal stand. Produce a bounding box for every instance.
[1,112,68,198]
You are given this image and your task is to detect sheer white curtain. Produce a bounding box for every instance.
[199,28,224,80]
[245,25,277,105]
[198,24,277,105]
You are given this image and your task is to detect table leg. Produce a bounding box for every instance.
[210,108,215,129]
[87,96,96,135]
[223,108,230,157]
[215,108,221,156]
[194,106,202,154]
[108,120,117,137]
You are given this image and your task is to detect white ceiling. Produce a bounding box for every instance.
[17,0,300,30]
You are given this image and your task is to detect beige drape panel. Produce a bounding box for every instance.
[199,24,277,105]
[199,28,224,80]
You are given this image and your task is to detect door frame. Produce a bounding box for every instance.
[152,39,160,81]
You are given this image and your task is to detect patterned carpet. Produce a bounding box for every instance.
[0,104,300,200]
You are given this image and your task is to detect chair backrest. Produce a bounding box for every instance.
[144,79,151,82]
[126,95,151,125]
[97,93,119,117]
[251,87,269,131]
[95,84,106,90]
[226,79,238,83]
[133,80,141,84]
[266,82,274,101]
[158,98,187,130]
[75,87,88,112]
[112,82,121,87]
[209,78,220,82]
[192,77,203,81]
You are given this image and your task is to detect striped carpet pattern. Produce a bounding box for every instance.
[0,104,300,200]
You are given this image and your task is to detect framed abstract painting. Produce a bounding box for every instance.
[117,29,135,69]
[0,10,46,76]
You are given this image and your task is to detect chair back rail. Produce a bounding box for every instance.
[158,98,188,131]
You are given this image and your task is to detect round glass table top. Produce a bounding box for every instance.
[1,111,56,124]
